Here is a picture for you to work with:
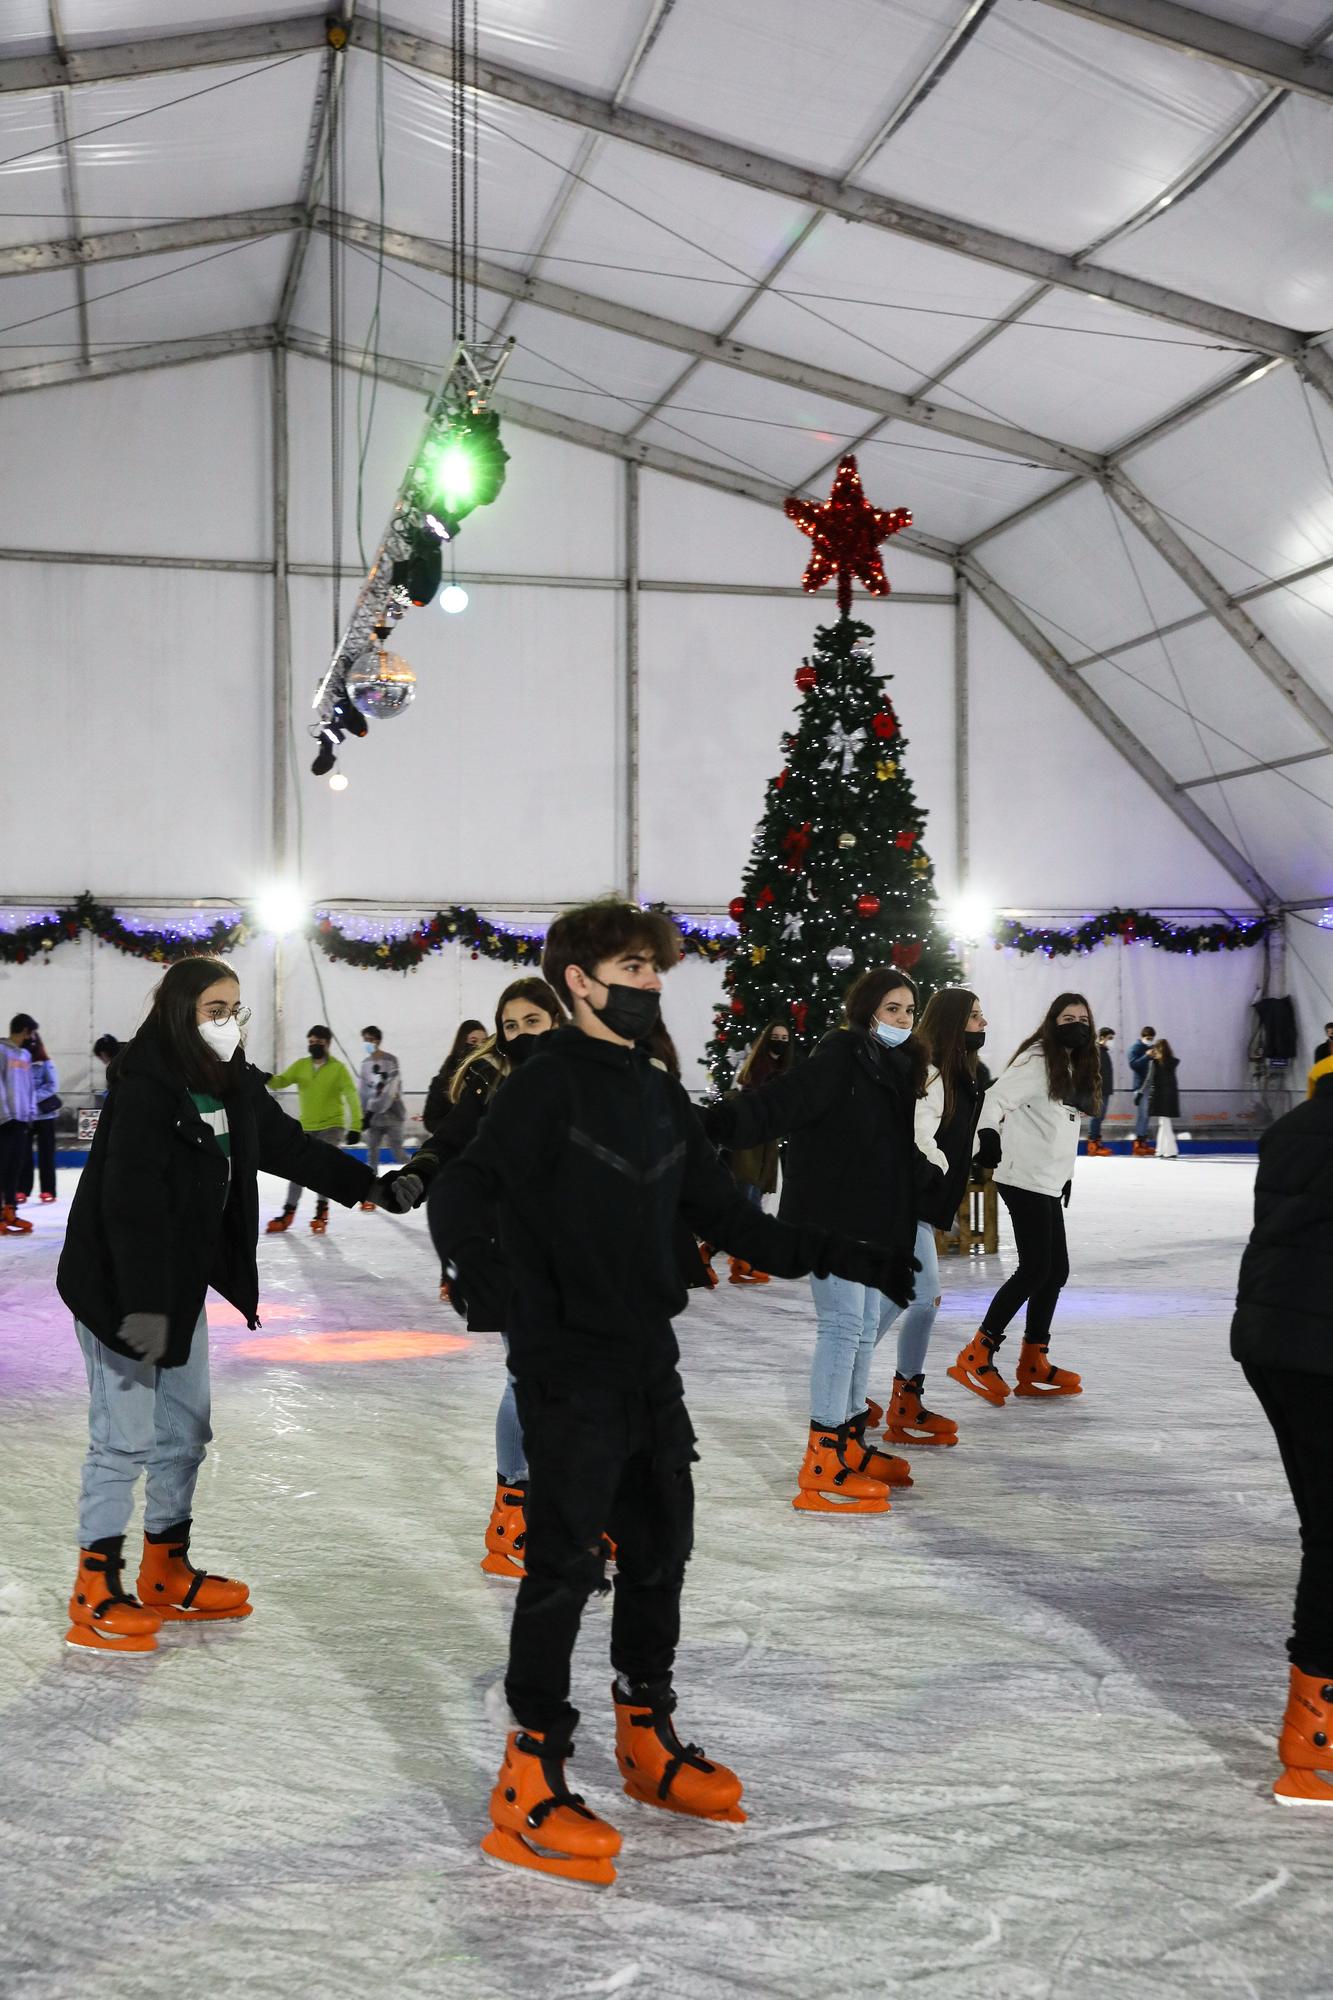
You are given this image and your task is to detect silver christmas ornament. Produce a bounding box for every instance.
[827,944,854,972]
[345,646,417,720]
[837,830,857,849]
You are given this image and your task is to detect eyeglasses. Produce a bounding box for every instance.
[201,1004,251,1026]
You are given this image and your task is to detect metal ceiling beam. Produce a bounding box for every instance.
[1104,468,1333,748]
[281,324,957,563]
[0,326,275,397]
[0,17,324,92]
[318,212,1100,474]
[1063,552,1333,672]
[0,206,300,280]
[1027,0,1333,104]
[276,12,350,338]
[958,554,1277,903]
[45,1,90,368]
[365,23,1310,355]
[1178,747,1333,790]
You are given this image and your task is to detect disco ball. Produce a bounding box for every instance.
[345,647,417,720]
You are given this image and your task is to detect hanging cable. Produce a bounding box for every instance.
[327,50,346,653]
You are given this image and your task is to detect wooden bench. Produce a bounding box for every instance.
[936,1173,999,1257]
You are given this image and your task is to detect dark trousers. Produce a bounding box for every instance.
[506,1365,697,1737]
[1242,1363,1333,1676]
[0,1119,28,1205]
[983,1183,1069,1345]
[17,1120,56,1198]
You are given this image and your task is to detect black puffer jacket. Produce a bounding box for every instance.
[58,1029,373,1366]
[1231,1077,1333,1377]
[703,1027,930,1253]
[1148,1055,1180,1118]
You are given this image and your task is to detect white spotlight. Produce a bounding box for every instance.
[328,772,349,792]
[944,894,995,945]
[439,583,469,614]
[254,884,309,936]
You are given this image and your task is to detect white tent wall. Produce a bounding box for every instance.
[1285,915,1333,1067]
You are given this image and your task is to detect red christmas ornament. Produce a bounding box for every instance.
[784,456,912,615]
[790,1000,809,1033]
[855,893,881,917]
[774,768,789,791]
[872,710,898,740]
[730,998,746,1016]
[728,896,747,920]
[756,885,775,909]
[894,829,917,850]
[892,940,922,970]
[781,821,813,872]
[794,662,818,692]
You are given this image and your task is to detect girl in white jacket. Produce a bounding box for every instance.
[949,992,1101,1404]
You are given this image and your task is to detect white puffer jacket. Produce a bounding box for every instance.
[976,1044,1081,1197]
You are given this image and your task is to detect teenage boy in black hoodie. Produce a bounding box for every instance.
[423,901,917,1885]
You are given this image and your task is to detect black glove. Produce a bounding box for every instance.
[346,1129,362,1145]
[973,1127,1002,1173]
[369,1168,426,1213]
[814,1233,920,1308]
[118,1311,170,1365]
[1062,1179,1072,1209]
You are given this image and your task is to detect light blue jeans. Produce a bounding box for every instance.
[1134,1086,1152,1141]
[877,1220,942,1382]
[496,1335,527,1485]
[75,1314,212,1546]
[809,1274,886,1429]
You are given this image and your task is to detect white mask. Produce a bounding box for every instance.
[198,1017,242,1060]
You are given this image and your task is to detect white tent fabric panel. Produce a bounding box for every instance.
[1248,573,1333,712]
[1208,763,1333,901]
[488,299,698,428]
[1079,622,1327,783]
[0,0,48,54]
[626,0,969,180]
[0,263,79,370]
[82,235,289,349]
[283,355,622,577]
[634,361,881,488]
[730,221,1035,393]
[57,0,319,39]
[1185,1,1333,33]
[636,594,956,907]
[289,575,622,905]
[292,233,515,376]
[858,0,1264,255]
[966,597,1252,906]
[387,0,662,98]
[0,352,271,557]
[1102,95,1333,331]
[854,421,1069,545]
[1124,366,1333,596]
[1286,917,1333,1065]
[0,561,272,893]
[980,482,1202,657]
[0,91,63,245]
[933,292,1246,454]
[637,469,947,590]
[67,57,321,225]
[533,141,810,330]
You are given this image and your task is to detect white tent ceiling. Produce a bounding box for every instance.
[2,0,1333,912]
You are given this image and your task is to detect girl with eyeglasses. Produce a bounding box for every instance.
[56,955,418,1654]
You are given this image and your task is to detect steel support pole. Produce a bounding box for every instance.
[954,567,970,893]
[624,459,641,902]
[271,345,293,1069]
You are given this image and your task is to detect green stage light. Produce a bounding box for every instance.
[431,438,479,513]
[417,411,509,530]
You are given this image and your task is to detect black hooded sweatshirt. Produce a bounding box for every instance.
[428,1026,870,1381]
[1231,1075,1333,1377]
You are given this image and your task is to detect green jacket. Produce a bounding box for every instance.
[268,1056,361,1134]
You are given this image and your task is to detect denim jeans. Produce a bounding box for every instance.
[496,1334,527,1485]
[75,1313,212,1545]
[809,1273,886,1428]
[1134,1087,1152,1141]
[876,1220,941,1381]
[285,1126,344,1208]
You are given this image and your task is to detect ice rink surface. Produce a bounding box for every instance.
[2,1156,1331,2000]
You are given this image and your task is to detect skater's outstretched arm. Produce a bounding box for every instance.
[700,1038,843,1153]
[252,1073,374,1206]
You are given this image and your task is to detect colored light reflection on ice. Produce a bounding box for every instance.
[234,1329,472,1365]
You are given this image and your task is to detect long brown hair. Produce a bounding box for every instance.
[915,986,980,1128]
[843,966,929,1097]
[141,956,241,1097]
[737,1019,794,1087]
[449,977,566,1104]
[440,1018,486,1084]
[1011,991,1102,1112]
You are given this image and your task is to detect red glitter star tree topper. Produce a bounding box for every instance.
[784,456,911,614]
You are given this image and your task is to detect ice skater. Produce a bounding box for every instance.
[702,966,929,1515]
[950,992,1100,1404]
[873,985,989,1447]
[425,901,910,1885]
[264,1024,363,1234]
[357,1024,407,1174]
[55,957,419,1655]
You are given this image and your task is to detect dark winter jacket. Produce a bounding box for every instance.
[1231,1077,1333,1376]
[58,1029,374,1366]
[917,1065,985,1231]
[425,1058,509,1333]
[702,1027,930,1251]
[1098,1046,1114,1104]
[427,1027,881,1381]
[1148,1055,1180,1119]
[727,1050,790,1196]
[1128,1038,1153,1098]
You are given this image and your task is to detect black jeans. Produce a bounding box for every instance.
[506,1365,697,1737]
[1242,1364,1333,1676]
[982,1183,1069,1345]
[17,1120,56,1198]
[0,1119,28,1205]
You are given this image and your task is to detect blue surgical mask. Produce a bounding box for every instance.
[362,1041,378,1057]
[874,1020,911,1048]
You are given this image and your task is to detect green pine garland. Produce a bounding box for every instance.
[993,909,1272,956]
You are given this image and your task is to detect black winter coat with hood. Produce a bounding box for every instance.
[1231,1076,1333,1377]
[702,1026,934,1251]
[58,1029,374,1367]
[1148,1055,1181,1118]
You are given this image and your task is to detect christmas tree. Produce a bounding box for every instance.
[705,456,961,1089]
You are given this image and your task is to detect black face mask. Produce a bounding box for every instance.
[308,1042,328,1060]
[963,1030,986,1052]
[504,1030,546,1067]
[589,979,662,1043]
[1054,1021,1092,1050]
